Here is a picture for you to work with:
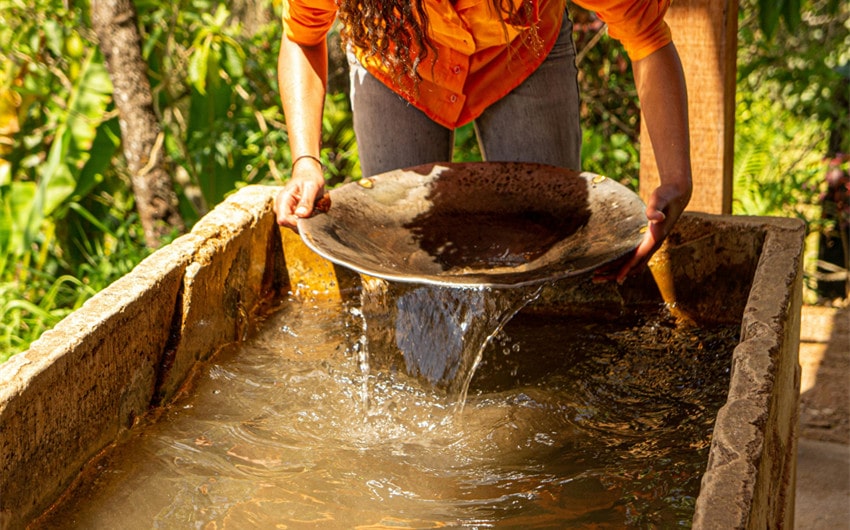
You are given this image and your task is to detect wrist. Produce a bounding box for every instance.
[292,154,323,170]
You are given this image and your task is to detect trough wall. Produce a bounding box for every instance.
[0,186,288,529]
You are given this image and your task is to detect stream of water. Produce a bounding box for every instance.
[36,284,738,529]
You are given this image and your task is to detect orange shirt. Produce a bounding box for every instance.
[282,0,672,128]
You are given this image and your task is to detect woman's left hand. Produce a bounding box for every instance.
[595,42,693,283]
[595,180,691,283]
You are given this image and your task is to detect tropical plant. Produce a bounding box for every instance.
[755,0,844,40]
[1,0,146,361]
[735,0,850,301]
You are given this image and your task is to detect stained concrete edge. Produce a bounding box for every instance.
[0,233,201,529]
[154,187,279,402]
[0,186,282,530]
[692,217,806,529]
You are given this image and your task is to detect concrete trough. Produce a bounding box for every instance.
[0,186,805,529]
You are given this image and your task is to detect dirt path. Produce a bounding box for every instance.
[799,304,850,444]
[795,303,850,529]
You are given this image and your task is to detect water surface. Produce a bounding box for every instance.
[37,291,737,529]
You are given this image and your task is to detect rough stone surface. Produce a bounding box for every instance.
[693,217,805,529]
[648,213,766,325]
[0,235,197,529]
[155,187,282,403]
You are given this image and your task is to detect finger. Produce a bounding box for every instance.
[645,192,669,223]
[294,180,319,218]
[274,187,301,228]
[615,236,654,283]
[613,220,665,283]
[591,251,635,283]
[647,208,666,223]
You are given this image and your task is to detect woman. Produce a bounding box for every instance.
[274,0,691,282]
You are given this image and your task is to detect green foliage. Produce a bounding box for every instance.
[732,91,826,220]
[321,91,360,184]
[0,275,91,362]
[754,0,842,39]
[736,0,849,302]
[1,0,154,359]
[571,6,641,189]
[453,123,482,163]
[1,0,352,359]
[581,130,640,190]
[739,0,850,147]
[734,0,850,220]
[0,200,152,362]
[135,0,289,217]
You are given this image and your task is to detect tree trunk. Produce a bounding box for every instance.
[91,0,185,248]
[229,0,273,37]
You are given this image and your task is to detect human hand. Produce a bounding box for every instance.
[274,157,326,229]
[594,181,691,283]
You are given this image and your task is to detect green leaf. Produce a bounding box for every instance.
[74,117,120,201]
[42,19,63,57]
[781,0,802,33]
[826,0,840,14]
[223,41,244,78]
[187,35,211,94]
[1,180,38,256]
[758,0,784,39]
[39,49,112,216]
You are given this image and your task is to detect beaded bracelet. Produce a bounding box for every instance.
[292,154,323,169]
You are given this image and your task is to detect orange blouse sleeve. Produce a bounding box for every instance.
[281,0,338,46]
[572,0,672,61]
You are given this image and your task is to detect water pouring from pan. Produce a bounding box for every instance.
[297,162,649,399]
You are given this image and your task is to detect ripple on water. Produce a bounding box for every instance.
[34,290,739,529]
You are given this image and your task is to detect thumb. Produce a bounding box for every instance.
[645,188,672,223]
[294,181,319,217]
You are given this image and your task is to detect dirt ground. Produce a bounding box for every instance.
[795,302,850,529]
[798,303,850,444]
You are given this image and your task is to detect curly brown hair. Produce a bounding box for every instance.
[337,0,540,91]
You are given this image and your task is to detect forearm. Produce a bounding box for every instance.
[274,32,329,227]
[278,31,328,160]
[597,42,691,281]
[633,42,692,198]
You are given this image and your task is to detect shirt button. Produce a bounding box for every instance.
[451,65,462,74]
[449,94,458,103]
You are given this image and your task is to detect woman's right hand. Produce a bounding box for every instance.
[274,156,326,229]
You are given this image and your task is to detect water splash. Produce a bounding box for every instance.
[356,278,543,410]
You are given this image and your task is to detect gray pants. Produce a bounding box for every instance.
[348,13,581,177]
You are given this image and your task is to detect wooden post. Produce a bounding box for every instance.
[639,0,738,214]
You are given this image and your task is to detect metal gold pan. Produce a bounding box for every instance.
[297,162,646,288]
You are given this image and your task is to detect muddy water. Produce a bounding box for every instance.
[37,289,738,529]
